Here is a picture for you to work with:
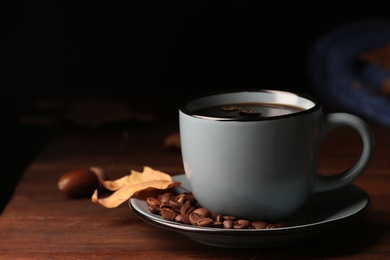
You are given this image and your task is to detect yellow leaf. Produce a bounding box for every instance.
[98,166,173,191]
[91,166,181,208]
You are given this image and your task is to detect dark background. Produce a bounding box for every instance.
[3,1,390,212]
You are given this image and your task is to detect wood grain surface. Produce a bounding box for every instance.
[1,116,389,259]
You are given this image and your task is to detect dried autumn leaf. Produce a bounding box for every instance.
[96,166,169,191]
[91,166,181,208]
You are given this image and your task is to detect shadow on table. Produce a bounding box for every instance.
[256,218,388,258]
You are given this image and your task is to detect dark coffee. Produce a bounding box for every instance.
[192,102,305,120]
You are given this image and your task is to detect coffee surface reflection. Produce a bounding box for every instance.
[192,102,305,120]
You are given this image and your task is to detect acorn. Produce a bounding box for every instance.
[58,168,105,199]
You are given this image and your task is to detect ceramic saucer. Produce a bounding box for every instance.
[129,174,370,248]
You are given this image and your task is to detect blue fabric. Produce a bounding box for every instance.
[308,19,390,127]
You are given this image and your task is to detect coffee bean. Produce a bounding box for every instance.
[196,217,214,227]
[175,214,191,224]
[189,212,203,226]
[236,219,251,228]
[146,197,160,214]
[223,219,234,229]
[251,221,269,229]
[160,207,176,221]
[145,192,289,229]
[180,204,196,214]
[192,208,211,218]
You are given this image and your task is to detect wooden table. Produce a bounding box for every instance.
[1,114,389,259]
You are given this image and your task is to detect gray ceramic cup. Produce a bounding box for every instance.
[179,89,374,222]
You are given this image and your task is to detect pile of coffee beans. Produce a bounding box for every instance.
[146,192,289,229]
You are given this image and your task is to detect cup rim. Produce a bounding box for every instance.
[179,88,322,121]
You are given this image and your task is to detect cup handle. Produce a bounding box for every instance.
[313,113,375,192]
